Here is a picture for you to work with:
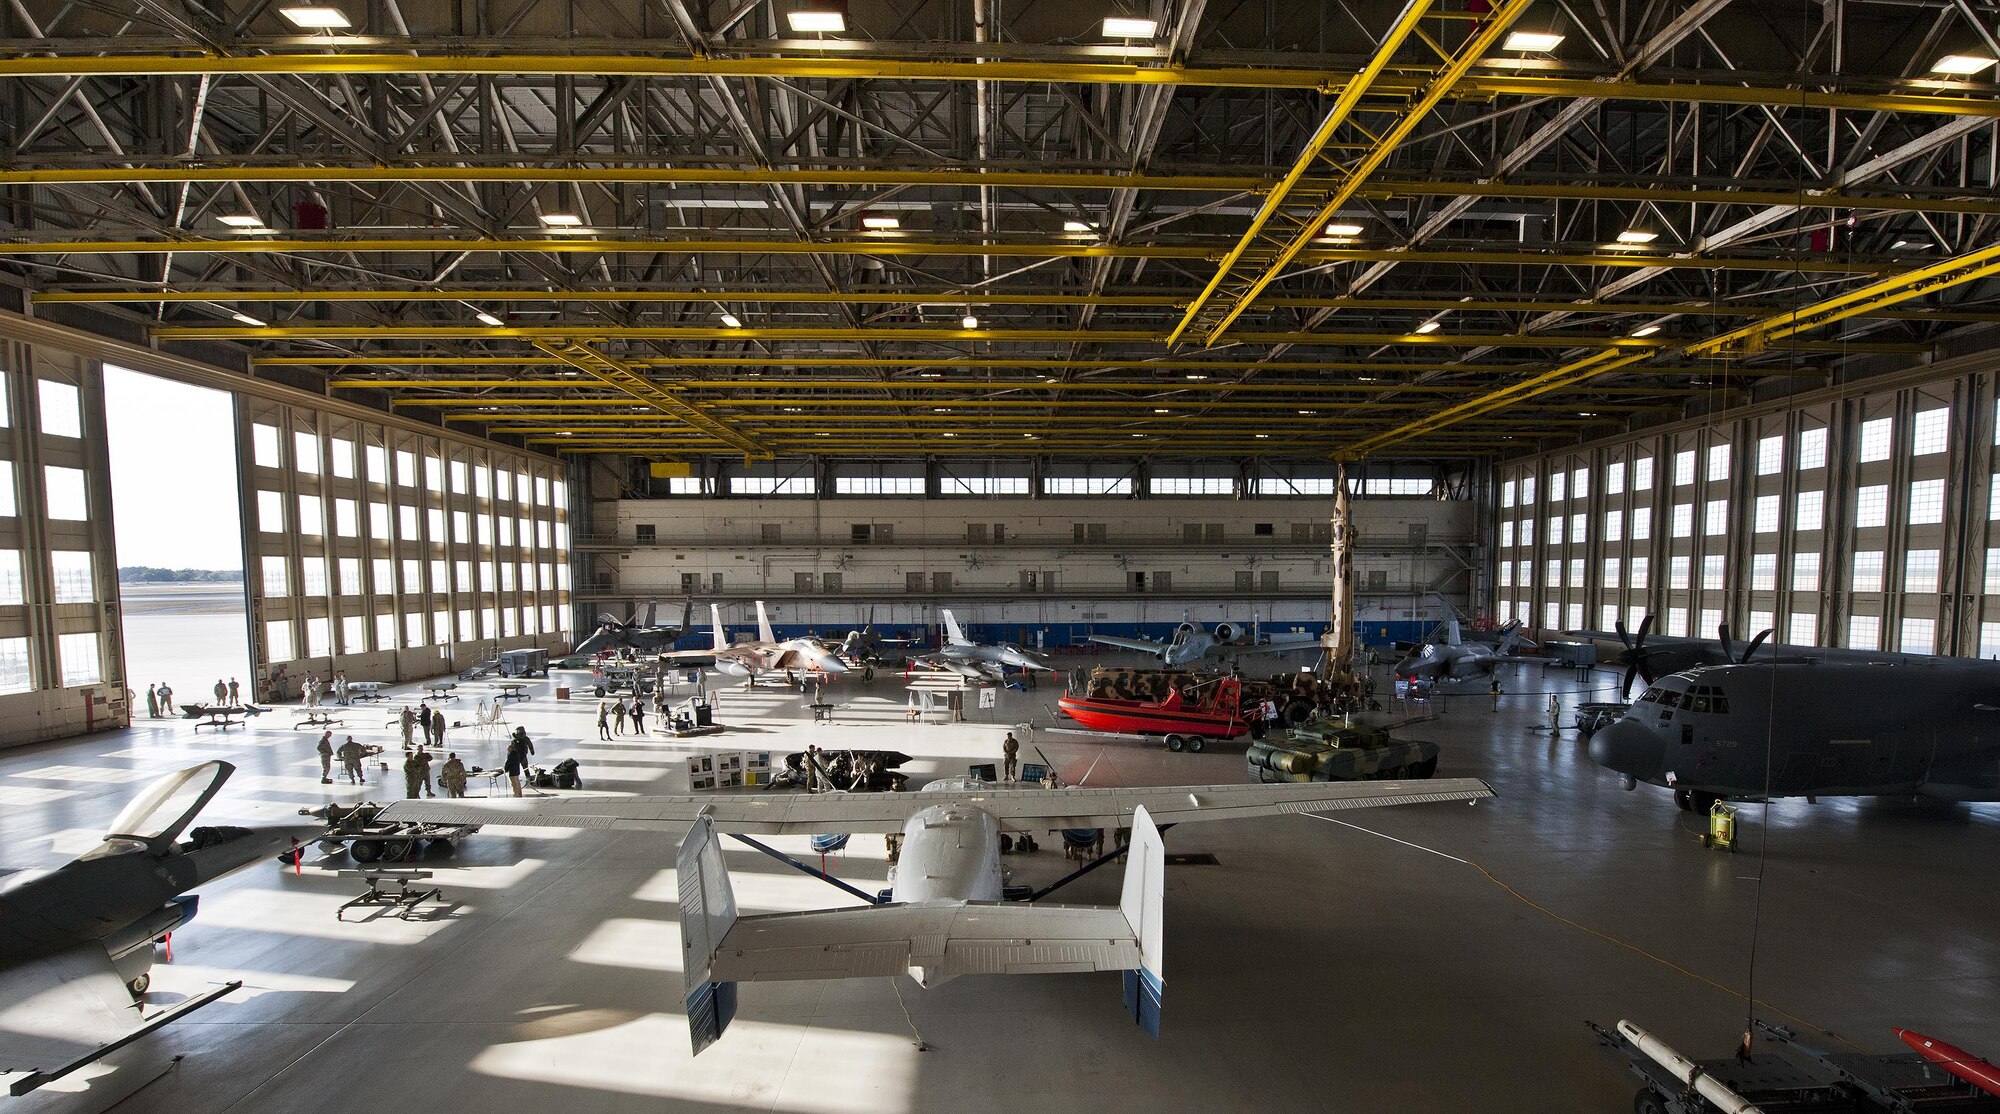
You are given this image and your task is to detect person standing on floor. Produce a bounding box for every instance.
[402,750,422,799]
[400,704,416,749]
[503,730,532,797]
[630,698,646,734]
[440,752,467,798]
[597,701,611,740]
[158,683,174,715]
[417,702,433,746]
[431,706,446,749]
[415,746,435,798]
[213,679,227,705]
[337,735,367,785]
[1001,731,1020,782]
[145,684,159,719]
[227,677,241,706]
[612,697,628,735]
[317,730,335,784]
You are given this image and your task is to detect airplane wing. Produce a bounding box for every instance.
[912,655,987,679]
[1086,635,1166,653]
[378,777,1491,835]
[711,902,1139,983]
[1222,640,1320,657]
[0,945,243,1096]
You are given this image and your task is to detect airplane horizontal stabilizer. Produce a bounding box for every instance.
[1086,635,1166,653]
[708,901,1141,985]
[678,815,739,1056]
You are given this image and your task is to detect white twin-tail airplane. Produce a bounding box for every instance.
[382,775,1492,1052]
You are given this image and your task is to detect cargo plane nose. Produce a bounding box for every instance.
[1587,715,1666,786]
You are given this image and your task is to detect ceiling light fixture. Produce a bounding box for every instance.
[1101,16,1159,38]
[1414,321,1441,334]
[539,213,584,227]
[219,214,266,228]
[1324,222,1364,236]
[961,314,979,329]
[280,5,351,29]
[1185,373,1209,380]
[1616,229,1659,244]
[1063,220,1095,233]
[1254,434,1270,439]
[1932,54,1996,75]
[1502,30,1564,52]
[720,313,743,328]
[230,312,267,327]
[862,215,900,230]
[787,7,847,33]
[1630,324,1661,338]
[1891,239,1932,251]
[475,312,504,327]
[1153,408,1171,414]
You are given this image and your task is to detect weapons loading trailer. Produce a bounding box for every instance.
[298,803,482,865]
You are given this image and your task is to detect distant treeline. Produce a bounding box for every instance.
[118,566,244,583]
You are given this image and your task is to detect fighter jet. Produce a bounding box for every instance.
[912,609,1054,680]
[826,608,922,666]
[1088,611,1318,668]
[380,773,1492,1052]
[1392,614,1538,683]
[1587,658,2000,813]
[575,599,694,657]
[0,761,306,1096]
[663,602,847,684]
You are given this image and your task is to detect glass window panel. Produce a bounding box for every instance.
[1550,473,1566,502]
[366,444,388,482]
[298,494,322,536]
[1675,451,1695,486]
[1855,485,1888,529]
[1707,444,1729,481]
[1751,553,1777,591]
[38,380,81,438]
[261,555,288,595]
[0,461,15,517]
[1633,458,1653,489]
[1796,490,1824,532]
[1905,550,1940,593]
[44,467,87,520]
[1900,617,1933,654]
[1604,510,1622,541]
[1756,436,1783,475]
[1790,613,1817,646]
[1912,408,1949,456]
[1632,508,1651,540]
[0,549,21,604]
[1671,504,1692,538]
[1852,551,1884,593]
[1793,553,1820,592]
[0,636,30,694]
[294,430,319,474]
[57,631,99,686]
[1908,479,1945,525]
[1630,556,1649,588]
[1798,428,1827,469]
[50,550,93,603]
[331,437,355,478]
[1704,500,1728,535]
[1859,417,1893,462]
[1606,461,1625,494]
[1754,495,1780,533]
[1702,554,1725,590]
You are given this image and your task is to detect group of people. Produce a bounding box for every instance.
[300,672,355,707]
[144,683,176,717]
[594,696,650,739]
[209,678,242,707]
[397,702,451,750]
[399,745,469,799]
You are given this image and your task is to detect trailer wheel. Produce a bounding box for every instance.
[383,839,415,861]
[350,839,383,864]
[1633,1089,1668,1114]
[1165,734,1186,752]
[1187,737,1206,753]
[1673,788,1692,811]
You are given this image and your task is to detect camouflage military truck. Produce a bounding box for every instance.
[1245,719,1440,783]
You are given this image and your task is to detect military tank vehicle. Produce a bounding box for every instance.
[1245,719,1440,783]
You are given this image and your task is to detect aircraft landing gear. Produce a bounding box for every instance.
[1674,788,1692,811]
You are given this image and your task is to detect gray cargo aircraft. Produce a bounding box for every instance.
[0,761,306,1095]
[1088,612,1318,668]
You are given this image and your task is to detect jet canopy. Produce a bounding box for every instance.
[103,760,235,851]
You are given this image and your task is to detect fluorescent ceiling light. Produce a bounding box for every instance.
[218,214,266,228]
[1502,31,1564,52]
[1153,408,1171,414]
[1254,433,1270,439]
[942,432,957,438]
[1630,324,1661,338]
[1185,373,1208,380]
[1932,54,1996,75]
[280,6,351,29]
[538,213,584,227]
[862,215,900,230]
[787,9,846,33]
[230,312,267,327]
[475,312,504,327]
[1101,16,1159,38]
[719,313,743,328]
[1891,239,1932,251]
[1414,321,1441,334]
[1324,222,1364,236]
[961,315,979,329]
[1063,220,1095,233]
[1298,409,1317,415]
[1616,229,1658,244]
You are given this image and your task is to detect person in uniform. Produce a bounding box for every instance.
[228,677,241,705]
[414,746,436,798]
[399,704,416,749]
[417,702,433,746]
[145,684,159,718]
[612,697,628,735]
[596,701,611,740]
[213,679,228,705]
[157,683,174,714]
[402,750,423,799]
[504,730,532,797]
[1001,731,1020,781]
[317,730,335,784]
[431,706,447,749]
[440,752,467,798]
[337,736,367,785]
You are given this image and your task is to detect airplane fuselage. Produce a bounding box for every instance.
[1588,663,2000,802]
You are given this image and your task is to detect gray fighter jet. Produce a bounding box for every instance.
[1392,615,1538,683]
[912,609,1054,680]
[575,599,693,657]
[1588,659,2000,813]
[0,760,306,1095]
[1088,611,1318,668]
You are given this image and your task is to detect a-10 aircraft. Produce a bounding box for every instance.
[1088,611,1318,668]
[663,602,848,684]
[383,774,1492,1051]
[0,761,306,1095]
[911,609,1055,680]
[1578,618,2000,811]
[575,599,694,657]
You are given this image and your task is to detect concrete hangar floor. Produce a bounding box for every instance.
[1,657,1994,1113]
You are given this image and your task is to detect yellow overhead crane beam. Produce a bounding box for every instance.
[1172,0,1532,346]
[335,378,1723,394]
[284,354,1794,375]
[1349,239,2000,456]
[4,53,1999,118]
[528,339,768,459]
[0,237,1906,277]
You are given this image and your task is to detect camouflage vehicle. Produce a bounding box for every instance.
[1245,720,1440,783]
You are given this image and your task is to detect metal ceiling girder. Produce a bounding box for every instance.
[527,338,769,459]
[1342,348,1653,459]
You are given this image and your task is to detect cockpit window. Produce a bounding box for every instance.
[105,760,235,847]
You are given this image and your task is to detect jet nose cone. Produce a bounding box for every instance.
[1586,716,1660,782]
[820,656,849,673]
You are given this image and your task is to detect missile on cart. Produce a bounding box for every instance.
[1615,1020,1766,1114]
[1895,1028,2000,1098]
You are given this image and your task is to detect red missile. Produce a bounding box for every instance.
[1895,1028,2000,1098]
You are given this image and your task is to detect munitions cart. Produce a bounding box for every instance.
[298,802,481,864]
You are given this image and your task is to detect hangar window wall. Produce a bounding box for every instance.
[1495,365,1996,655]
[239,401,568,701]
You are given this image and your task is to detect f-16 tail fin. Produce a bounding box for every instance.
[678,814,739,1055]
[756,600,776,645]
[1119,805,1166,1037]
[942,608,970,646]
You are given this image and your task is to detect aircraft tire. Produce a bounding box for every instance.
[1187,737,1206,753]
[127,973,150,997]
[350,839,384,863]
[1633,1090,1668,1114]
[1165,734,1186,752]
[1673,788,1692,811]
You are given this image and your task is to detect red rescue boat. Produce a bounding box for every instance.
[1057,676,1250,745]
[1895,1028,2000,1098]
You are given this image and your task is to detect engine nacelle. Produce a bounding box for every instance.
[1213,622,1240,643]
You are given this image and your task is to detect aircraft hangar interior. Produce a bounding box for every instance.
[3,1,2000,1111]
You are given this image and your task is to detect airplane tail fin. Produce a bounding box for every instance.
[1446,614,1463,647]
[942,609,970,646]
[1118,805,1166,1037]
[678,815,740,1055]
[756,601,776,644]
[710,604,727,651]
[645,599,658,628]
[680,598,693,635]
